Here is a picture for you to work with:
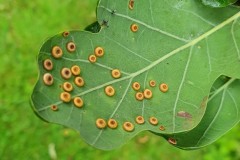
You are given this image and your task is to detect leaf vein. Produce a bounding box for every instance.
[98,5,189,42]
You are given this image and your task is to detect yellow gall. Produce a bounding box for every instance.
[71,65,81,76]
[61,68,72,79]
[43,73,54,86]
[143,89,153,99]
[135,92,144,101]
[159,83,169,93]
[63,82,73,92]
[111,69,121,79]
[94,47,104,57]
[96,118,107,129]
[130,24,138,32]
[123,122,134,132]
[135,116,145,124]
[132,82,141,91]
[107,119,118,129]
[43,59,53,71]
[74,77,85,87]
[88,54,97,63]
[66,42,76,52]
[60,92,71,103]
[149,80,156,87]
[73,97,84,108]
[51,46,63,59]
[149,117,158,125]
[105,86,115,97]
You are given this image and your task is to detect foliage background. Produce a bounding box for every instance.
[0,0,240,159]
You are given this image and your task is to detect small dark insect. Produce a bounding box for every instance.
[101,20,109,27]
[111,9,117,15]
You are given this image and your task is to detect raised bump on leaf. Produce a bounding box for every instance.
[128,0,134,10]
[105,86,115,97]
[123,122,134,132]
[61,68,72,79]
[74,77,85,87]
[51,105,58,111]
[96,118,107,129]
[135,116,145,124]
[88,54,97,63]
[132,82,141,91]
[159,126,166,131]
[62,31,69,37]
[51,46,63,58]
[43,73,54,86]
[111,69,121,79]
[143,89,153,99]
[66,42,76,52]
[149,80,156,87]
[60,92,71,103]
[73,97,84,108]
[149,117,158,125]
[135,92,144,101]
[62,82,73,92]
[130,24,138,32]
[71,65,81,76]
[43,59,53,71]
[159,83,169,93]
[94,47,104,57]
[107,119,118,129]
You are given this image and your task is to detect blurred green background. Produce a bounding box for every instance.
[1,0,240,159]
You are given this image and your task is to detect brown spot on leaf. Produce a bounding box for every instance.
[128,0,134,10]
[168,138,177,145]
[177,111,192,119]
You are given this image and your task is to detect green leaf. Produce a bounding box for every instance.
[31,0,240,150]
[161,77,240,149]
[202,0,239,7]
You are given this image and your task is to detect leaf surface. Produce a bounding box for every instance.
[31,0,240,150]
[161,77,240,149]
[202,0,238,7]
